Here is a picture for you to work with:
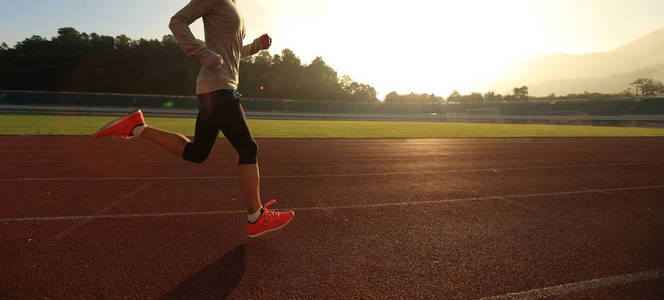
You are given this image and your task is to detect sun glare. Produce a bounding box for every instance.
[235,0,664,98]
[239,0,548,97]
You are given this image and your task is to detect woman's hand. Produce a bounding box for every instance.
[259,34,272,49]
[201,50,223,70]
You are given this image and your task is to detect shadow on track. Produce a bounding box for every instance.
[161,244,246,300]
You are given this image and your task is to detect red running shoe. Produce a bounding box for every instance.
[94,109,145,140]
[248,199,294,238]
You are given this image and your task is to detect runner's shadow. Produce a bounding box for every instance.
[161,244,246,300]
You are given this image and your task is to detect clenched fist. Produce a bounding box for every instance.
[259,34,272,50]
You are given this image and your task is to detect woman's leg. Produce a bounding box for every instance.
[238,163,262,214]
[138,93,218,163]
[215,91,293,237]
[140,127,190,157]
[217,94,262,215]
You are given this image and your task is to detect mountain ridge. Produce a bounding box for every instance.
[492,28,664,96]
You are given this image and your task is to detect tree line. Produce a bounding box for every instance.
[0,27,377,101]
[1,27,662,104]
[389,78,663,104]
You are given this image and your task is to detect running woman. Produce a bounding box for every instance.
[94,0,294,238]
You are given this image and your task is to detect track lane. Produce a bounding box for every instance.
[3,190,663,299]
[2,163,662,219]
[1,136,663,299]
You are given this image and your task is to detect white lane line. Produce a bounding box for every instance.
[2,184,663,223]
[0,176,240,182]
[0,154,599,164]
[582,187,613,195]
[288,184,664,211]
[44,182,153,247]
[0,160,200,164]
[0,162,660,182]
[479,269,664,300]
[2,210,247,222]
[0,150,155,153]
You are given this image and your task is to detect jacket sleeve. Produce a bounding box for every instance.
[169,0,220,68]
[241,37,264,59]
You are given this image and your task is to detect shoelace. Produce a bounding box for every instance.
[262,199,280,220]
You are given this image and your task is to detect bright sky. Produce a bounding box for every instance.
[2,0,664,98]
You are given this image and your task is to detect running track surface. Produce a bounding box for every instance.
[1,136,664,299]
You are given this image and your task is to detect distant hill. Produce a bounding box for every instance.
[528,64,664,96]
[492,28,664,96]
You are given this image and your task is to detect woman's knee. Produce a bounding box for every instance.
[238,140,258,164]
[182,142,212,164]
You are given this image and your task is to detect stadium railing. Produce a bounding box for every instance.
[1,90,663,126]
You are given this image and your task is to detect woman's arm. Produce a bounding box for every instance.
[241,34,272,59]
[169,0,221,69]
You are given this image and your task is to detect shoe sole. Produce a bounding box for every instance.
[248,211,294,238]
[94,109,142,139]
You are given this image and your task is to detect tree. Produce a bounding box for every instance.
[340,75,377,102]
[484,91,501,102]
[383,91,441,104]
[161,34,177,45]
[1,27,378,100]
[283,49,301,65]
[269,48,303,98]
[617,88,634,97]
[55,27,83,43]
[305,57,342,100]
[464,92,484,103]
[350,83,377,102]
[89,33,115,51]
[512,86,529,101]
[115,34,132,49]
[447,90,461,103]
[253,50,272,65]
[631,78,664,97]
[384,91,399,102]
[0,42,8,50]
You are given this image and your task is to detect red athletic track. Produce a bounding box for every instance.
[1,136,664,299]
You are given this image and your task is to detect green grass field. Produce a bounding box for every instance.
[1,114,663,138]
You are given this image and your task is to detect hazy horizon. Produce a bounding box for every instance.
[2,0,664,98]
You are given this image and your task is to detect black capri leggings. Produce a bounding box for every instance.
[182,89,258,164]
